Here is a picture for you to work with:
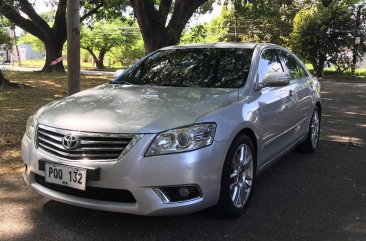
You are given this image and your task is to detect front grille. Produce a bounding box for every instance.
[36,124,133,160]
[35,174,136,203]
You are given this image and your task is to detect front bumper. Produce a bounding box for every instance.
[21,134,230,215]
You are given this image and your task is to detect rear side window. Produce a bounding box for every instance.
[277,50,308,79]
[257,49,284,82]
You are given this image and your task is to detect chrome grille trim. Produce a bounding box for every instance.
[36,124,134,161]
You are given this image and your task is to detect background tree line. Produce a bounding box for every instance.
[0,0,365,86]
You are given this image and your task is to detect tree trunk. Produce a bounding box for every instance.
[96,51,106,69]
[0,69,23,89]
[143,28,178,53]
[131,0,208,54]
[0,70,11,88]
[315,62,325,77]
[41,38,66,72]
[85,49,105,69]
[313,56,326,77]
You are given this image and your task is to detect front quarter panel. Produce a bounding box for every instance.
[195,98,262,162]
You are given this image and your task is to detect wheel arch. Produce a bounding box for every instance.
[316,101,322,117]
[233,127,258,158]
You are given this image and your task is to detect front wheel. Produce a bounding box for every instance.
[213,134,256,218]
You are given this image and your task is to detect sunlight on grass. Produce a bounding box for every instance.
[0,71,110,176]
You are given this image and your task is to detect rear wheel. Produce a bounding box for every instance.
[213,134,256,218]
[299,106,321,153]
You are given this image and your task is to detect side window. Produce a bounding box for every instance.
[258,49,284,82]
[277,50,308,79]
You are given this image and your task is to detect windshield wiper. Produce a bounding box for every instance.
[111,80,133,85]
[157,83,193,87]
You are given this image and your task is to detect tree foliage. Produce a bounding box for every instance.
[221,0,299,45]
[0,0,128,72]
[182,0,299,45]
[289,2,355,76]
[80,19,140,69]
[0,18,12,51]
[110,38,144,67]
[180,9,230,44]
[0,18,13,88]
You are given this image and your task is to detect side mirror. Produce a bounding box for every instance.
[114,69,124,78]
[260,72,290,89]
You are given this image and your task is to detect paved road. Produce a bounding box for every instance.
[0,65,117,76]
[1,81,365,241]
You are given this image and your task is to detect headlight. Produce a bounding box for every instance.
[25,115,37,138]
[145,123,216,156]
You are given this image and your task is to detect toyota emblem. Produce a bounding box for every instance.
[62,134,80,150]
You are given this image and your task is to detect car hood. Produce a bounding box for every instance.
[38,84,239,133]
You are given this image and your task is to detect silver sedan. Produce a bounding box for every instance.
[22,43,321,218]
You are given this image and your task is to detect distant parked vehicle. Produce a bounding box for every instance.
[22,43,321,218]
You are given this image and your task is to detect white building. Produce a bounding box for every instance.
[11,44,44,62]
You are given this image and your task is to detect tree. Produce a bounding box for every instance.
[181,0,299,46]
[0,19,12,52]
[81,19,138,69]
[181,25,209,44]
[130,0,214,53]
[0,0,125,72]
[217,0,299,45]
[110,38,144,67]
[289,2,354,77]
[0,18,14,88]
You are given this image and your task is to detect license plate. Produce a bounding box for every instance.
[45,163,87,190]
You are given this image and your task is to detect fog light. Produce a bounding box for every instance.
[154,185,201,203]
[178,187,190,198]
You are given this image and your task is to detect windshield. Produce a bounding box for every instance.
[113,48,254,88]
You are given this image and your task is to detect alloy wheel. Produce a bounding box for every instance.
[229,144,254,208]
[310,110,320,148]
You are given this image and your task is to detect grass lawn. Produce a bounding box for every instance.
[0,71,111,176]
[19,59,126,72]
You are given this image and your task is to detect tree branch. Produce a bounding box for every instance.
[53,0,67,35]
[0,2,46,41]
[80,3,104,22]
[167,0,208,42]
[84,47,97,60]
[158,0,172,23]
[18,0,52,34]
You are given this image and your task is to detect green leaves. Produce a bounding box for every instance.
[0,17,12,50]
[289,2,355,75]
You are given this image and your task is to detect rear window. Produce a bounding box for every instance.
[114,48,254,88]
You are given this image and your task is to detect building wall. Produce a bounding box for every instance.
[11,44,44,61]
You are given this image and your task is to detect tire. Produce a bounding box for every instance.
[213,134,256,219]
[298,106,321,153]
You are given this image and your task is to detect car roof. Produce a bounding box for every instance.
[160,42,281,50]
